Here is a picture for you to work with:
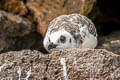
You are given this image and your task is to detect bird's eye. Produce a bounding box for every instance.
[60,35,66,43]
[69,38,71,43]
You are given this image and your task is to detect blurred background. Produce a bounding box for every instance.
[0,0,120,54]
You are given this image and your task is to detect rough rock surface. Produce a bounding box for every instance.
[0,49,120,79]
[0,10,45,53]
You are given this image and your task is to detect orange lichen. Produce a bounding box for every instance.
[27,0,96,37]
[0,0,27,15]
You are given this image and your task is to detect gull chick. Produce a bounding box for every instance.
[43,13,98,52]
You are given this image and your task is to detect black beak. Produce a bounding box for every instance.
[48,43,57,50]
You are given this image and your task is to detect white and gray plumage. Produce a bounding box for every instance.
[43,13,98,52]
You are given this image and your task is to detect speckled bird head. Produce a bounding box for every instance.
[43,29,78,52]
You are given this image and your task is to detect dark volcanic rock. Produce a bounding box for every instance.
[0,10,45,53]
[0,10,35,37]
[97,31,120,55]
[0,49,120,79]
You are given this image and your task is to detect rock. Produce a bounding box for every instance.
[97,31,120,55]
[0,0,27,15]
[0,10,45,53]
[0,49,120,79]
[0,38,6,52]
[93,0,120,35]
[0,10,35,37]
[97,0,120,23]
[0,50,48,79]
[26,0,97,36]
[47,49,120,80]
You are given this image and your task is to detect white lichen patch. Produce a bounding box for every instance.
[73,57,78,65]
[0,63,7,72]
[24,67,32,80]
[17,66,22,80]
[60,58,68,80]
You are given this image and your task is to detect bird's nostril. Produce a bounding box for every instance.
[48,43,57,50]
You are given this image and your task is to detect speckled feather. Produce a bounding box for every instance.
[48,14,97,37]
[44,13,98,51]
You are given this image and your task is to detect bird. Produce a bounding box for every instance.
[43,13,98,52]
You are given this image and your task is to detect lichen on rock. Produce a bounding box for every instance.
[0,0,27,15]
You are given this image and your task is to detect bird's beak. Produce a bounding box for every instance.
[48,43,57,50]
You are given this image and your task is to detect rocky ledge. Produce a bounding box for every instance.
[0,49,120,80]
